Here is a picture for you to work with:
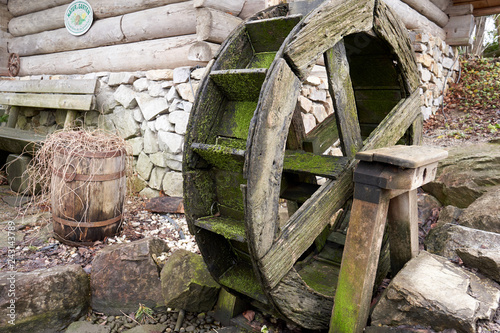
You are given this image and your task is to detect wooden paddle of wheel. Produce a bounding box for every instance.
[183,0,422,330]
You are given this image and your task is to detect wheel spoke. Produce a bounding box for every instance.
[324,40,363,158]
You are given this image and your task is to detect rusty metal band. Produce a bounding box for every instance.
[55,148,127,159]
[52,168,125,182]
[52,214,122,228]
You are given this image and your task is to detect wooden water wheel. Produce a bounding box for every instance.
[183,0,422,329]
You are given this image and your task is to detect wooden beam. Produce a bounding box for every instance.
[0,79,97,94]
[444,15,475,46]
[401,0,449,28]
[445,4,473,16]
[18,35,209,76]
[324,40,362,158]
[473,6,500,16]
[8,0,72,17]
[0,93,95,110]
[8,5,66,37]
[196,7,243,43]
[194,0,245,16]
[0,127,45,154]
[429,0,450,11]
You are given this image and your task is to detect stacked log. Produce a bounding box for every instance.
[5,0,253,76]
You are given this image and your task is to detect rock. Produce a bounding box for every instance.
[136,152,153,180]
[191,67,206,80]
[422,142,500,208]
[143,128,160,154]
[127,137,144,156]
[96,84,119,114]
[91,238,169,315]
[298,95,313,113]
[457,248,500,283]
[425,223,500,262]
[149,167,166,191]
[146,69,173,81]
[308,89,327,102]
[417,192,442,224]
[311,103,327,123]
[305,75,321,86]
[148,82,165,97]
[139,187,160,199]
[162,172,183,197]
[114,85,137,109]
[122,324,167,333]
[133,78,149,92]
[64,321,110,333]
[128,174,148,194]
[176,83,197,103]
[169,111,190,135]
[161,249,220,312]
[136,93,169,121]
[302,113,316,133]
[458,188,500,234]
[158,131,184,154]
[436,205,463,226]
[166,86,180,103]
[173,67,191,84]
[155,114,174,132]
[111,107,140,139]
[149,152,168,168]
[108,73,138,86]
[371,252,500,333]
[39,111,56,126]
[166,159,182,172]
[0,265,90,333]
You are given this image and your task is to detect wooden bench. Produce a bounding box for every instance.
[0,78,97,192]
[0,78,98,154]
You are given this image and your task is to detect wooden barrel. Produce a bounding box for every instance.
[51,147,126,245]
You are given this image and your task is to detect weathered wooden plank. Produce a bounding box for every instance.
[0,93,95,110]
[196,7,243,44]
[214,169,246,212]
[446,4,473,16]
[210,69,267,101]
[0,4,12,32]
[8,0,72,17]
[194,0,245,16]
[259,167,353,289]
[212,24,255,71]
[400,0,449,28]
[218,262,267,304]
[355,145,448,168]
[19,35,208,76]
[246,15,302,53]
[444,15,475,46]
[0,127,44,154]
[195,216,246,242]
[89,0,187,19]
[213,288,248,326]
[410,113,423,145]
[302,112,339,154]
[244,58,301,260]
[183,170,216,226]
[330,184,390,333]
[216,101,257,140]
[362,89,421,151]
[0,79,97,94]
[380,0,446,41]
[284,0,375,80]
[387,189,419,275]
[191,142,245,171]
[8,5,67,37]
[283,150,349,179]
[324,40,362,158]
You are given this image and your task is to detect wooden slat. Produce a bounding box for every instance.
[302,112,339,154]
[259,167,353,289]
[283,150,349,179]
[210,69,267,101]
[0,127,45,154]
[214,169,246,212]
[0,79,97,94]
[216,101,257,140]
[212,24,255,71]
[191,142,245,171]
[373,0,420,93]
[324,41,362,158]
[0,93,95,110]
[284,0,375,80]
[195,216,246,242]
[245,15,302,53]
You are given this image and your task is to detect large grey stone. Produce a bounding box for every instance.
[371,252,500,333]
[166,86,180,103]
[457,248,500,283]
[136,93,169,121]
[425,223,500,262]
[458,188,500,234]
[111,107,140,139]
[422,142,500,208]
[149,152,167,168]
[148,82,165,97]
[162,172,183,197]
[136,152,153,180]
[108,72,137,86]
[436,205,463,226]
[0,265,90,333]
[158,131,184,154]
[114,85,137,109]
[146,69,173,81]
[149,167,166,191]
[161,249,220,312]
[91,238,169,315]
[143,128,159,154]
[418,192,442,224]
[127,137,144,156]
[96,85,119,115]
[173,67,191,84]
[64,321,109,333]
[176,83,196,102]
[169,111,189,135]
[155,114,174,132]
[133,77,149,92]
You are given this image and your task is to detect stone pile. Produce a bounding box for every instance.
[410,31,460,120]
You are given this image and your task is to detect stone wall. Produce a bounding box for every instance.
[410,31,460,120]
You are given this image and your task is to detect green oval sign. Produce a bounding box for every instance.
[64,0,93,36]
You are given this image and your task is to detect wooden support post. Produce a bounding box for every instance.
[330,145,448,333]
[6,106,19,128]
